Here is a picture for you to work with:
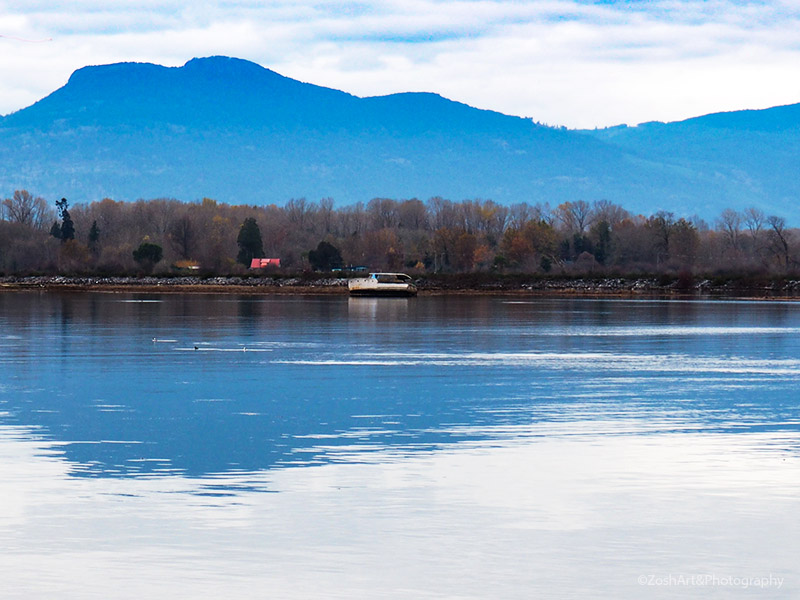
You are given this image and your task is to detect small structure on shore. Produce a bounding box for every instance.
[172,260,201,272]
[250,258,281,269]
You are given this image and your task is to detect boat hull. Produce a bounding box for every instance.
[348,273,418,297]
[349,287,417,297]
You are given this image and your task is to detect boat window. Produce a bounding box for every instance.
[372,273,412,283]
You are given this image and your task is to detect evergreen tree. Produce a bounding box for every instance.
[132,241,163,273]
[88,220,100,253]
[592,220,611,265]
[55,197,75,242]
[236,217,264,266]
[50,221,62,239]
[308,241,343,271]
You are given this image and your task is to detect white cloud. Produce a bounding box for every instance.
[1,0,800,127]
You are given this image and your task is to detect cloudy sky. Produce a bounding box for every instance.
[1,0,799,128]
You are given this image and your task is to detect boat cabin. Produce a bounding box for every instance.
[372,273,413,283]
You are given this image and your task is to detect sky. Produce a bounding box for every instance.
[1,0,799,128]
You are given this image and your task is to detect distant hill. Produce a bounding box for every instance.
[581,104,800,218]
[1,56,798,220]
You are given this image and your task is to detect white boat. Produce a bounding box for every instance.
[348,272,418,297]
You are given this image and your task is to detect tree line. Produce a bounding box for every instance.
[1,190,797,277]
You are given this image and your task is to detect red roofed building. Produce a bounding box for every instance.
[250,258,281,269]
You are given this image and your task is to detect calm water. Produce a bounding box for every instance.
[1,292,798,598]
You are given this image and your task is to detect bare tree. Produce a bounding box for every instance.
[592,199,629,226]
[645,211,676,266]
[555,200,594,234]
[427,197,458,231]
[285,198,315,231]
[149,198,180,239]
[611,215,649,268]
[481,200,509,245]
[767,215,791,270]
[2,190,51,229]
[716,208,743,251]
[168,213,197,259]
[532,202,554,226]
[743,206,767,255]
[367,197,399,230]
[397,199,427,230]
[338,201,368,236]
[670,218,700,268]
[318,197,335,234]
[507,203,533,229]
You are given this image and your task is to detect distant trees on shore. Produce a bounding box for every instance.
[1,190,797,277]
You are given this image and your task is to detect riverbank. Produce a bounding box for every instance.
[2,274,800,298]
[0,275,347,295]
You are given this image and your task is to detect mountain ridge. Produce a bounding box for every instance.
[1,56,798,220]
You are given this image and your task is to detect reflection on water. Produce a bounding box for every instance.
[1,292,799,598]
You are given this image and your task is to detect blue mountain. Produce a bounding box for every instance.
[1,56,798,219]
[582,104,800,217]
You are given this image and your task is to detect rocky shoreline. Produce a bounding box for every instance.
[0,275,347,294]
[2,274,800,298]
